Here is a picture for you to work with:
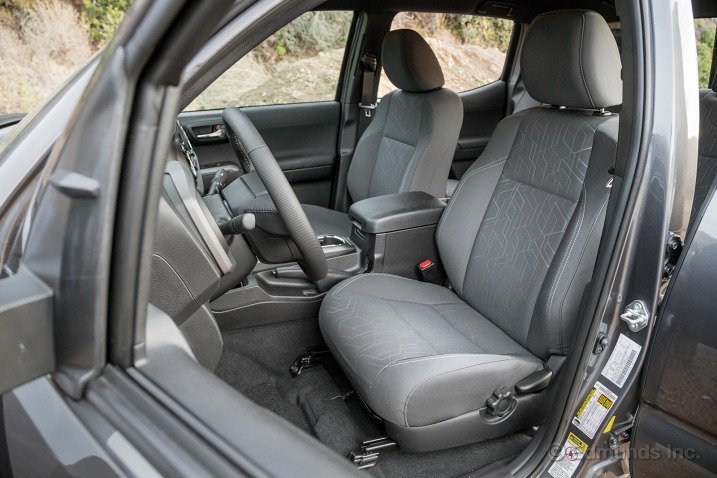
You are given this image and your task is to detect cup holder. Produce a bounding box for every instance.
[318,235,348,247]
[317,235,355,257]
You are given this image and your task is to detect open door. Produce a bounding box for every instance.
[630,182,717,477]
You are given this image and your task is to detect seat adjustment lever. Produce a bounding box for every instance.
[486,387,516,417]
[290,346,329,377]
[515,368,553,394]
[348,437,396,469]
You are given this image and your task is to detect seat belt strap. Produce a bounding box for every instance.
[358,53,378,122]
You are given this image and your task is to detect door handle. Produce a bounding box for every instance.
[196,128,224,140]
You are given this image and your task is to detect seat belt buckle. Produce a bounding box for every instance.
[358,102,377,117]
[359,53,378,118]
[417,259,437,283]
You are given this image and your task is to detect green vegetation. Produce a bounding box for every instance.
[2,3,717,115]
[444,14,512,50]
[392,12,512,50]
[81,0,130,45]
[696,19,716,88]
[254,11,353,63]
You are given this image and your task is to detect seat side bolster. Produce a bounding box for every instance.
[347,92,393,202]
[529,116,618,356]
[692,90,717,228]
[370,353,542,428]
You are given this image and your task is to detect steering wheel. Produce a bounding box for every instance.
[221,107,328,282]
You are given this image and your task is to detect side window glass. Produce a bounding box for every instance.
[696,19,716,88]
[187,11,353,110]
[378,12,514,97]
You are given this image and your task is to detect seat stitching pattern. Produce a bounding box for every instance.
[459,111,604,354]
[369,353,485,396]
[402,357,518,427]
[436,158,507,247]
[547,185,586,333]
[557,194,609,352]
[370,137,416,197]
[321,320,374,391]
[576,12,595,108]
[398,102,430,192]
[330,273,372,297]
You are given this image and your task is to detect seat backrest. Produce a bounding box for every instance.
[436,10,622,360]
[346,29,463,202]
[692,84,717,227]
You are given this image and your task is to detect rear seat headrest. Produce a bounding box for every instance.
[382,29,445,93]
[521,10,622,109]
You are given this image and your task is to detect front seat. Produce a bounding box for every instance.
[319,10,622,452]
[303,29,463,237]
[692,74,717,228]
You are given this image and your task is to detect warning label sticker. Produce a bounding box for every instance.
[572,381,618,438]
[549,433,589,478]
[601,333,642,388]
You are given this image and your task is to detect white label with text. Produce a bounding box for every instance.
[601,333,642,387]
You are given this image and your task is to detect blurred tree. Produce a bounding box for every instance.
[696,19,716,88]
[81,0,130,45]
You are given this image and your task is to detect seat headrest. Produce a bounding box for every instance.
[382,29,444,93]
[521,10,622,109]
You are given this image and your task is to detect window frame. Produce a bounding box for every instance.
[185,10,357,111]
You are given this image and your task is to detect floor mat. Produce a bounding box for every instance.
[215,317,532,477]
[242,382,308,432]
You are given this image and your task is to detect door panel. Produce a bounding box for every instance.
[451,80,506,179]
[178,101,341,207]
[631,184,717,477]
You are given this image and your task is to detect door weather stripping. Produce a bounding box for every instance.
[49,169,101,198]
[620,300,649,332]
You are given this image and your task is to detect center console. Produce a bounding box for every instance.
[348,191,446,281]
[211,191,446,330]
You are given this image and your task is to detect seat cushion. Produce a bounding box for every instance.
[302,204,352,238]
[319,273,543,428]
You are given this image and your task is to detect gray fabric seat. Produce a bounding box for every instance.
[320,10,622,452]
[305,29,462,237]
[692,79,717,228]
[321,273,543,428]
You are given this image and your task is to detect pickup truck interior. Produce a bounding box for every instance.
[144,0,713,475]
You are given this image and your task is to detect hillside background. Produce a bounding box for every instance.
[1,1,716,115]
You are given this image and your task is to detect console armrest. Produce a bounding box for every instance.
[349,192,446,234]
